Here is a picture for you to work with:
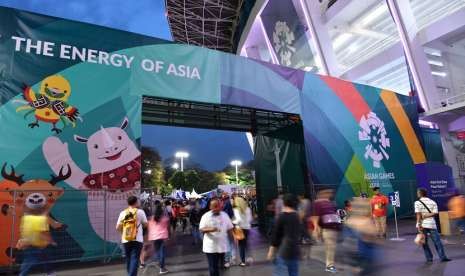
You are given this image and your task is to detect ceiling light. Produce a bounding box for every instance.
[431,71,447,77]
[428,60,444,67]
[359,4,388,27]
[333,33,352,49]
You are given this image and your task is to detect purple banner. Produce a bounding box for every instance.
[416,162,455,211]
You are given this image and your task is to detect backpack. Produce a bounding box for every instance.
[122,208,138,241]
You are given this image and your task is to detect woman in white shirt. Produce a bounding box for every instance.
[232,196,253,266]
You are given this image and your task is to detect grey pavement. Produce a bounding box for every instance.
[28,219,465,276]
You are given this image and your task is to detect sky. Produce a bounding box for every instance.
[142,125,253,172]
[0,0,172,39]
[0,0,254,171]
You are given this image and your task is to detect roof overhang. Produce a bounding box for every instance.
[165,0,257,53]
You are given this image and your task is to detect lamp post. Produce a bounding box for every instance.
[172,163,179,171]
[175,151,189,172]
[230,160,242,185]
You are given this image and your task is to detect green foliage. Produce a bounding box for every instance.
[142,146,171,195]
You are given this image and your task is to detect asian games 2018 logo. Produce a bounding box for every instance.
[358,112,390,168]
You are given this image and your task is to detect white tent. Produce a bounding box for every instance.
[189,189,202,199]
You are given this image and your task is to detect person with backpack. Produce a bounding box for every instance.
[116,195,148,276]
[147,200,170,274]
[415,188,451,263]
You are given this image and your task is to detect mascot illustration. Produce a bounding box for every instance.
[16,74,80,134]
[0,164,69,265]
[42,117,140,242]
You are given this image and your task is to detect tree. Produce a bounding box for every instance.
[185,170,200,192]
[141,146,167,193]
[168,171,187,190]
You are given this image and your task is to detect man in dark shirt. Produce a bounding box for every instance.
[267,193,301,276]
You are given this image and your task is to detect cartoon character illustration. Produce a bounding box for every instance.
[0,163,69,266]
[16,74,80,134]
[42,117,140,242]
[0,165,22,266]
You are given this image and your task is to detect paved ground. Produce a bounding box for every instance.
[26,219,465,276]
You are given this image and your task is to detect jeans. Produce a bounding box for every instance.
[273,256,299,276]
[422,228,448,261]
[192,225,202,244]
[224,238,234,263]
[238,229,249,263]
[152,239,166,269]
[123,241,143,276]
[19,247,53,276]
[206,253,225,276]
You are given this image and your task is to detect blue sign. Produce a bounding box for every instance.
[388,191,400,207]
[416,162,455,211]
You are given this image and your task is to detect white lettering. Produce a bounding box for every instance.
[141,59,154,71]
[98,51,110,65]
[87,49,98,63]
[110,53,123,67]
[60,44,72,59]
[191,67,201,80]
[25,39,42,54]
[11,36,26,51]
[167,63,177,76]
[122,55,134,69]
[155,61,164,73]
[42,41,55,57]
[72,47,86,62]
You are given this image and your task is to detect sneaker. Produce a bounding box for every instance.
[239,262,247,267]
[325,266,337,273]
[139,263,146,269]
[159,268,169,274]
[441,258,452,262]
[224,262,231,268]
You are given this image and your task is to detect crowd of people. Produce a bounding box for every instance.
[14,187,465,276]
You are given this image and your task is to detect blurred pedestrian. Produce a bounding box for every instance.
[116,196,148,276]
[448,189,465,236]
[345,197,380,275]
[221,193,234,267]
[312,189,341,273]
[147,200,170,274]
[200,199,234,276]
[232,196,252,266]
[17,209,57,276]
[190,200,203,245]
[370,187,389,239]
[415,188,451,263]
[267,193,301,276]
[298,195,312,244]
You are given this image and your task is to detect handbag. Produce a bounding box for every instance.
[232,226,245,240]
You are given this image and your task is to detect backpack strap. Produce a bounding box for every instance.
[418,200,432,213]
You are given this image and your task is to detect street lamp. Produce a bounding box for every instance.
[145,169,152,174]
[172,163,179,170]
[230,160,242,185]
[175,151,189,171]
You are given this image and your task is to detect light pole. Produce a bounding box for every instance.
[230,160,242,185]
[172,163,179,171]
[175,151,189,172]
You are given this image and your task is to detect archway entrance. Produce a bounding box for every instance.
[142,96,310,229]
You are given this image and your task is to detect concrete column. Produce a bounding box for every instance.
[386,0,439,111]
[299,0,341,76]
[438,121,460,178]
